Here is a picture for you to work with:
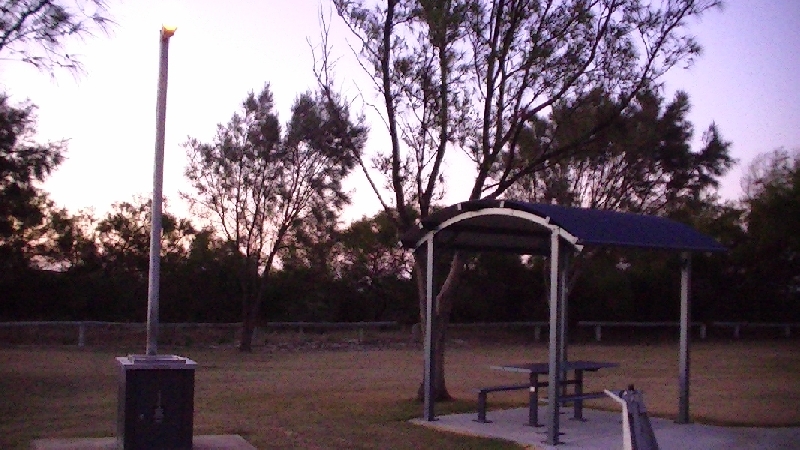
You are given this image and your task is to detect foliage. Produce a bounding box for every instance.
[499,87,735,322]
[94,197,195,274]
[2,0,797,346]
[333,0,721,222]
[0,0,113,75]
[336,210,417,322]
[503,88,734,215]
[453,253,542,323]
[737,149,800,320]
[337,210,412,280]
[0,94,67,271]
[183,84,367,350]
[329,0,721,399]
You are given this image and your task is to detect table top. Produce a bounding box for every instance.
[490,360,619,374]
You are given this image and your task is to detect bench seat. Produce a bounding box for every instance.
[475,384,530,423]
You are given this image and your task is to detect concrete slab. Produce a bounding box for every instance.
[411,407,800,449]
[30,435,256,450]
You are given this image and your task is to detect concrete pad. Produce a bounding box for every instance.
[411,407,800,449]
[30,435,256,450]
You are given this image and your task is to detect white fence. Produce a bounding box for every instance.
[0,321,399,347]
[711,322,797,339]
[448,321,708,342]
[448,322,550,341]
[449,321,800,342]
[2,320,797,346]
[577,321,800,341]
[577,321,708,342]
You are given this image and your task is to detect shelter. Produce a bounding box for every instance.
[401,199,725,445]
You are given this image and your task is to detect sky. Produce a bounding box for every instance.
[1,0,799,223]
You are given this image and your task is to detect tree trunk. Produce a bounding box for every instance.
[240,268,271,352]
[416,309,452,401]
[415,252,464,402]
[239,294,254,352]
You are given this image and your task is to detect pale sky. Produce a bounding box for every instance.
[1,1,798,223]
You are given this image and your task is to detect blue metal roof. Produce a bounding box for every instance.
[401,200,725,253]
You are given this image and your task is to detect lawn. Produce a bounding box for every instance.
[1,337,798,449]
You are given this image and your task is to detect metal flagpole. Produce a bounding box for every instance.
[146,25,176,356]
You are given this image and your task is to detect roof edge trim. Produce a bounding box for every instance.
[409,207,579,251]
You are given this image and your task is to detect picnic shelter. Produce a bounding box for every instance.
[400,199,726,445]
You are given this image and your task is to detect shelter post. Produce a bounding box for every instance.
[677,252,691,423]
[546,231,564,445]
[423,236,436,421]
[558,249,570,395]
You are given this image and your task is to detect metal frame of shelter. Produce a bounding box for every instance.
[401,200,725,446]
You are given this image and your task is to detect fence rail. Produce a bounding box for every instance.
[444,321,800,342]
[3,320,798,346]
[577,321,708,342]
[0,321,399,347]
[711,322,799,339]
[448,322,549,341]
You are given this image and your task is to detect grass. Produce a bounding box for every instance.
[1,337,799,449]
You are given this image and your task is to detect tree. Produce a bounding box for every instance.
[670,199,746,323]
[24,204,98,270]
[84,198,195,320]
[336,210,417,321]
[160,227,243,323]
[503,88,733,311]
[738,148,800,321]
[183,84,367,351]
[453,252,539,323]
[280,200,343,276]
[329,0,722,399]
[0,0,113,280]
[503,88,733,215]
[0,94,67,271]
[95,197,195,275]
[0,0,112,75]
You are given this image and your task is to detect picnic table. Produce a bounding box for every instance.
[477,360,618,426]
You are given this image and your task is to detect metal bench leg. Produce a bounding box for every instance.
[528,374,542,427]
[573,370,585,421]
[476,391,491,423]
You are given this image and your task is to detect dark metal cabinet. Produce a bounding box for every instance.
[116,355,197,450]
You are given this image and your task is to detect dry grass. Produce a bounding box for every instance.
[1,339,798,449]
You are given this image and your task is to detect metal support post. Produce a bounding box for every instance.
[558,249,569,398]
[423,237,436,421]
[677,252,691,423]
[546,232,563,445]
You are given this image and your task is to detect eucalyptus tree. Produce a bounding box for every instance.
[183,85,367,351]
[328,0,723,399]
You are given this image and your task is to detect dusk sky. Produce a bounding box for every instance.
[1,0,798,222]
